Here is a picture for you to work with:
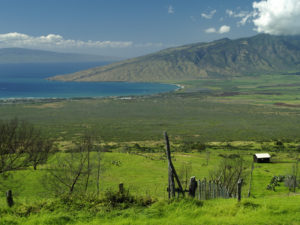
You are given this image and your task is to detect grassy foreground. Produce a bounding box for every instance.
[1,195,300,225]
[1,147,299,224]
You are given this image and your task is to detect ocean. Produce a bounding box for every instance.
[0,62,177,99]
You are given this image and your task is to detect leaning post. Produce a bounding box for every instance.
[165,131,175,198]
[164,131,185,198]
[237,178,243,202]
[6,190,14,207]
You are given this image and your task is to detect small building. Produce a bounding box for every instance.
[253,153,271,163]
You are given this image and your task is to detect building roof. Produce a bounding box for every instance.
[254,153,271,159]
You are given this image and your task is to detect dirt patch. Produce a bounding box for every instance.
[25,102,65,109]
[255,92,282,95]
[274,102,300,108]
[258,83,300,88]
[216,92,241,97]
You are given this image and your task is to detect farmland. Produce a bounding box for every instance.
[1,74,300,224]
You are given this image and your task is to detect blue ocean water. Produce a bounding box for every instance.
[0,62,177,99]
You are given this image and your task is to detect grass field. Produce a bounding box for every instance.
[2,196,300,225]
[1,75,300,224]
[0,147,299,224]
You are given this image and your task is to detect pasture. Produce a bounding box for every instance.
[1,75,300,224]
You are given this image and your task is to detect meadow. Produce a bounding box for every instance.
[1,74,300,224]
[1,145,299,224]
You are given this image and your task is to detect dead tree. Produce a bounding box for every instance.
[46,146,89,196]
[0,118,53,173]
[164,132,184,198]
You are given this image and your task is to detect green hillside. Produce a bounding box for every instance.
[50,34,300,82]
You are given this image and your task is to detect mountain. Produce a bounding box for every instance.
[0,48,120,63]
[50,34,300,82]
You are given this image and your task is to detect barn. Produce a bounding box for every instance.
[253,153,271,163]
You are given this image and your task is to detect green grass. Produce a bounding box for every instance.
[1,195,300,224]
[2,75,300,224]
[1,143,299,224]
[1,147,297,201]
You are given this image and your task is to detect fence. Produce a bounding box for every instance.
[197,179,230,200]
[164,131,243,202]
[188,177,243,201]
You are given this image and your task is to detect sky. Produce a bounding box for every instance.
[0,0,300,58]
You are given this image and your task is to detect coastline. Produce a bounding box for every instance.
[0,83,182,104]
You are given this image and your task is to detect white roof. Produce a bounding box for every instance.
[254,153,271,158]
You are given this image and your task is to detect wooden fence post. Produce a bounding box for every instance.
[248,161,254,197]
[203,178,207,200]
[237,178,243,202]
[208,181,212,199]
[6,190,13,207]
[164,132,184,198]
[165,132,175,198]
[212,181,216,199]
[119,183,124,194]
[198,180,201,200]
[189,176,197,197]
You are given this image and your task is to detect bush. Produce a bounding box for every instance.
[103,189,155,209]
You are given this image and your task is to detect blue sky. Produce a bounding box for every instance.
[1,0,300,57]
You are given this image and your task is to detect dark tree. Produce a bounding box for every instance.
[0,118,54,174]
[0,118,53,174]
[28,138,54,170]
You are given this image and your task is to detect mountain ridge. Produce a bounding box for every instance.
[50,34,300,82]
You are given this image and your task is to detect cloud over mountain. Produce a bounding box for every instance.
[205,25,230,34]
[253,0,300,35]
[0,32,133,49]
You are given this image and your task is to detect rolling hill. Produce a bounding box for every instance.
[50,34,300,82]
[0,48,119,63]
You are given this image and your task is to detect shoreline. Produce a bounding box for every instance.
[0,83,183,104]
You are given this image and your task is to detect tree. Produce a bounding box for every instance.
[45,140,89,196]
[0,118,53,174]
[210,154,248,197]
[45,133,102,196]
[28,138,54,170]
[178,162,192,190]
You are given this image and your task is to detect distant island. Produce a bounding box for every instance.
[0,48,121,64]
[50,34,300,82]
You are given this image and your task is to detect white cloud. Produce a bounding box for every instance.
[201,10,217,19]
[205,28,217,33]
[219,25,231,34]
[226,9,234,17]
[205,25,230,34]
[253,0,300,35]
[168,5,174,14]
[226,9,253,26]
[134,42,164,48]
[0,32,133,49]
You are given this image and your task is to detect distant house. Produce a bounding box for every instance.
[253,153,271,163]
